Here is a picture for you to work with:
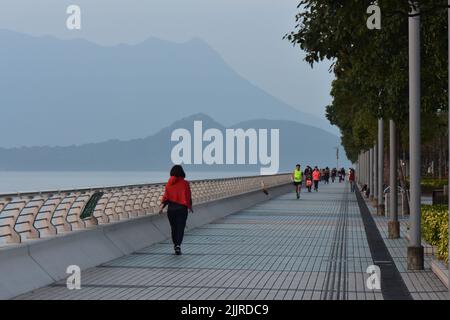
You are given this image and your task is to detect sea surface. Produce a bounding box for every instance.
[0,171,258,194]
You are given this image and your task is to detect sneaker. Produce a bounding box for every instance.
[174,246,181,255]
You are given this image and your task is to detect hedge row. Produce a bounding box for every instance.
[421,205,448,264]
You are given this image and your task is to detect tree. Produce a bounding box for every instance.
[287,0,448,165]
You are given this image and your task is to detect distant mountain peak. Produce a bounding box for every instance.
[0,29,334,148]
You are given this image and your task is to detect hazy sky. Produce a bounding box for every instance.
[0,0,334,119]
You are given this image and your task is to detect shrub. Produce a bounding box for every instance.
[437,219,448,264]
[421,178,448,194]
[421,205,448,264]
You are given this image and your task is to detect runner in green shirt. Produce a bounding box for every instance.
[292,164,303,199]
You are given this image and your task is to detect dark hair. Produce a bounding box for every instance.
[170,165,186,178]
[296,164,301,167]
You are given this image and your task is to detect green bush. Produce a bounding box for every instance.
[418,178,448,194]
[421,178,448,188]
[437,221,448,265]
[421,205,448,264]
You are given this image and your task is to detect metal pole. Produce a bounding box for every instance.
[369,148,374,200]
[362,153,365,185]
[407,2,424,270]
[378,118,385,215]
[373,146,376,202]
[366,151,369,188]
[361,153,364,185]
[358,155,361,184]
[357,154,360,185]
[374,142,378,207]
[366,151,369,187]
[336,147,339,170]
[389,120,400,238]
[447,0,450,297]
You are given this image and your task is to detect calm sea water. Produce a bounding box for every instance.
[0,171,258,194]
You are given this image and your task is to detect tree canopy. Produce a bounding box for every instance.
[287,0,448,163]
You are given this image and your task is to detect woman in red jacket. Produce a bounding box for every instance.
[159,165,193,255]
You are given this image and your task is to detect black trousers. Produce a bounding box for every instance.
[314,180,319,190]
[167,204,188,247]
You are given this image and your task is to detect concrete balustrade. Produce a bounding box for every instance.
[0,173,292,299]
[0,174,291,247]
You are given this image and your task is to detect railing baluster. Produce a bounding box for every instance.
[0,174,291,246]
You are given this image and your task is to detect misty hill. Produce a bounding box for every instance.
[0,29,333,148]
[0,113,350,172]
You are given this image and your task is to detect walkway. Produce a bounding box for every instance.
[15,183,445,300]
[370,208,448,300]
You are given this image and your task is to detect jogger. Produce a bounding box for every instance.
[292,164,303,199]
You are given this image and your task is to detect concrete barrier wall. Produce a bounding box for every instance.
[0,183,292,300]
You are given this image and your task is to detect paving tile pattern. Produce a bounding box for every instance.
[18,183,446,300]
[365,198,448,300]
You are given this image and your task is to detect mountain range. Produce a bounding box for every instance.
[0,29,335,148]
[0,114,350,172]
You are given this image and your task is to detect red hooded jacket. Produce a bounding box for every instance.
[312,170,321,181]
[162,176,192,209]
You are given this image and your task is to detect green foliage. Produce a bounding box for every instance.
[421,205,448,264]
[420,178,448,193]
[287,1,449,162]
[421,178,448,189]
[405,178,449,193]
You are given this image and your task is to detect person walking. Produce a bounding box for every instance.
[312,167,321,192]
[292,164,303,199]
[331,168,337,183]
[340,168,346,183]
[159,165,193,255]
[349,168,356,192]
[304,166,313,192]
[324,167,330,184]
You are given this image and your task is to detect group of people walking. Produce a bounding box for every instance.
[292,165,322,199]
[158,164,356,255]
[292,165,356,198]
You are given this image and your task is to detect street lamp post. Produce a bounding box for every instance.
[366,150,370,193]
[374,142,378,208]
[447,0,450,296]
[336,147,339,170]
[369,147,374,201]
[378,118,385,215]
[407,2,424,270]
[389,120,400,239]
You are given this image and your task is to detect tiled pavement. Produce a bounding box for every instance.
[15,183,447,300]
[366,201,448,300]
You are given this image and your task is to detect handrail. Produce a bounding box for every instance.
[0,173,272,198]
[384,186,409,218]
[0,173,291,246]
[383,185,406,194]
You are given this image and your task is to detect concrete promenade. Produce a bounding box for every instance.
[15,182,446,300]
